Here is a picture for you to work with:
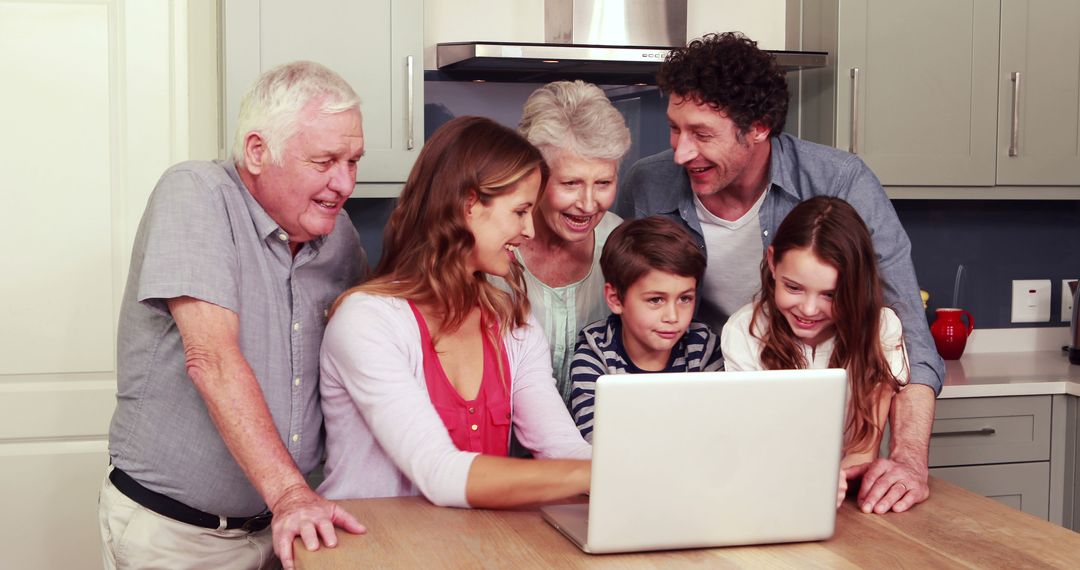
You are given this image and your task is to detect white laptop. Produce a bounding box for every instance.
[541,368,847,554]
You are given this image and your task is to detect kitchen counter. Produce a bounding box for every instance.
[939,349,1080,398]
[295,479,1080,569]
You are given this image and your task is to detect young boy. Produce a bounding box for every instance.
[570,216,724,442]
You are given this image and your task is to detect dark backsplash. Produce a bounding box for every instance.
[895,200,1080,329]
[345,80,1080,330]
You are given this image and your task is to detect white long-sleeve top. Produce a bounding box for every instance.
[721,303,910,383]
[318,292,592,507]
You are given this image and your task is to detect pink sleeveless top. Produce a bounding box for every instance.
[409,302,512,455]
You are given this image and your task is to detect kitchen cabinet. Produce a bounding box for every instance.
[996,0,1080,185]
[794,0,1080,190]
[223,0,423,197]
[1061,394,1080,530]
[927,396,1052,519]
[832,0,999,186]
[930,463,1049,518]
[795,0,999,186]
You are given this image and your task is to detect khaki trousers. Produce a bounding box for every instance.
[97,468,278,570]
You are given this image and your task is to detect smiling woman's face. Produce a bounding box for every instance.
[535,149,618,244]
[464,168,541,277]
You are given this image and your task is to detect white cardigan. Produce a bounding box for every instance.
[317,292,592,507]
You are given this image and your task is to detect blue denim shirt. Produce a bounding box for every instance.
[615,132,944,393]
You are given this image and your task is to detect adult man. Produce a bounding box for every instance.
[100,61,368,569]
[616,33,944,514]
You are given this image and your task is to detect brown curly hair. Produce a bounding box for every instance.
[658,32,789,136]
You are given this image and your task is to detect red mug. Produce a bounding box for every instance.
[930,308,975,360]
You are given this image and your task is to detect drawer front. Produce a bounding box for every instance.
[929,396,1051,467]
[930,463,1050,520]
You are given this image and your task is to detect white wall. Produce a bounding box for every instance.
[424,0,787,69]
[0,1,213,567]
[688,0,786,49]
[424,0,544,69]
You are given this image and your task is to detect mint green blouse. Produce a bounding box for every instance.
[515,212,622,405]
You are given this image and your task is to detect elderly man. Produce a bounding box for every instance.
[99,61,367,570]
[616,32,944,515]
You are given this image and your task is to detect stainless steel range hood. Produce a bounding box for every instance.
[435,0,826,84]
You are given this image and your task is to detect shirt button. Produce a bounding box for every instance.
[293,322,300,331]
[468,407,476,414]
[277,232,288,242]
[323,308,329,317]
[291,434,299,442]
[763,230,769,237]
[470,424,478,431]
[294,377,301,387]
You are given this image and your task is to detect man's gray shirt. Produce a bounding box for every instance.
[615,132,944,393]
[109,160,366,516]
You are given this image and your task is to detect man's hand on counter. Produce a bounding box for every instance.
[857,384,936,514]
[851,457,930,514]
[272,484,367,570]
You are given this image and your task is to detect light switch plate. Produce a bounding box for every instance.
[1011,279,1051,323]
[1064,279,1078,323]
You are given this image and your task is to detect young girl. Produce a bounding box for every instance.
[317,116,591,508]
[720,196,909,509]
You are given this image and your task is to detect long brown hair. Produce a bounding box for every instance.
[751,197,904,455]
[332,116,544,342]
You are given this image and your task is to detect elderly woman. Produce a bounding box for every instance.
[513,80,632,405]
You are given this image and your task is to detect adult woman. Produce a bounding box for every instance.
[318,116,591,508]
[513,80,632,404]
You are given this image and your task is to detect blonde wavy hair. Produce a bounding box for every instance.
[332,116,545,342]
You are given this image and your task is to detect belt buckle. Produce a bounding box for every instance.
[241,512,273,532]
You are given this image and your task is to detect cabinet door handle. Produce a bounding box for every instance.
[931,427,997,438]
[849,68,860,154]
[1008,71,1021,157]
[406,55,415,151]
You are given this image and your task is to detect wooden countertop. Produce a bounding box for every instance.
[940,350,1080,398]
[295,478,1080,568]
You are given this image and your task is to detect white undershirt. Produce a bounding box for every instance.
[694,186,770,321]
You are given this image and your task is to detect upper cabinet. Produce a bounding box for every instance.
[223,0,423,194]
[997,0,1080,185]
[838,0,999,186]
[795,0,1080,190]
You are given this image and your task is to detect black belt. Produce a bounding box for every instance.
[109,467,272,532]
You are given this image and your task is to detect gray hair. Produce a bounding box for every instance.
[232,61,361,167]
[518,80,631,163]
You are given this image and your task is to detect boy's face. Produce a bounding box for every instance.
[605,269,697,370]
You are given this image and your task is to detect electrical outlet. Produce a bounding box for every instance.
[1064,279,1078,322]
[1011,279,1051,323]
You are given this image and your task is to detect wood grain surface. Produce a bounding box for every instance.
[296,478,1080,569]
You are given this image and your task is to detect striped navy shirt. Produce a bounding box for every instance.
[569,314,724,441]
